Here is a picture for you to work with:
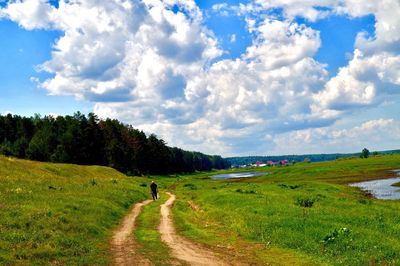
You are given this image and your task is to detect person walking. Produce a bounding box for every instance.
[150,181,158,200]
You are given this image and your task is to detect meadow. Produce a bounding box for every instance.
[172,155,400,265]
[1,154,400,265]
[0,155,150,265]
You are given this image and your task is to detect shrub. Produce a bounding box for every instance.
[358,198,371,205]
[183,183,197,190]
[322,227,351,245]
[278,183,300,189]
[295,197,314,208]
[235,188,257,194]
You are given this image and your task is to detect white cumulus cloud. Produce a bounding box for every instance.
[1,0,400,156]
[95,18,330,155]
[273,119,400,154]
[313,0,400,118]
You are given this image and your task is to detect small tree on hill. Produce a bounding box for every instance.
[361,148,370,159]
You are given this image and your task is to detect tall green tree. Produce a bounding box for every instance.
[0,113,230,174]
[361,148,370,159]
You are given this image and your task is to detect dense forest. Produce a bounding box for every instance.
[0,113,230,175]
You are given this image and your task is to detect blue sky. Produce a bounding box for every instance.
[0,0,399,156]
[0,19,91,116]
[309,14,375,76]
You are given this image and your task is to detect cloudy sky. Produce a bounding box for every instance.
[0,0,399,156]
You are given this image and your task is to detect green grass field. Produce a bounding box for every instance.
[1,154,400,265]
[0,155,151,265]
[172,155,400,265]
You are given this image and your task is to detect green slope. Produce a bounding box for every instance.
[0,155,150,265]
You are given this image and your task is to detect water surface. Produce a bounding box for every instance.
[350,170,400,200]
[210,172,266,180]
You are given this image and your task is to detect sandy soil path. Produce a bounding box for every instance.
[111,199,153,266]
[159,192,227,266]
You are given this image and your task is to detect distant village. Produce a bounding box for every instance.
[232,159,291,168]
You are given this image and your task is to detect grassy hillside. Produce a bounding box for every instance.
[172,155,400,265]
[0,155,150,265]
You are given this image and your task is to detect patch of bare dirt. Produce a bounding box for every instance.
[159,192,227,266]
[187,200,202,212]
[111,199,153,266]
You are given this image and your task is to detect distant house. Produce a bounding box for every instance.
[251,161,266,167]
[280,159,289,165]
[267,159,289,166]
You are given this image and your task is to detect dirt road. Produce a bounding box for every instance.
[111,199,153,266]
[159,192,227,266]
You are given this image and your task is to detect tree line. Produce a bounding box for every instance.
[227,149,400,167]
[0,112,230,175]
[226,154,349,166]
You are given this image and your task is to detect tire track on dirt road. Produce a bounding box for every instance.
[159,192,227,266]
[111,199,153,266]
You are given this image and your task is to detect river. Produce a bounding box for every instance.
[210,172,266,180]
[350,170,400,200]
